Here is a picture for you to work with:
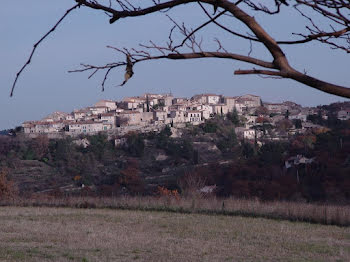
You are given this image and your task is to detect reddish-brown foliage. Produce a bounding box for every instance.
[31,135,49,159]
[0,170,17,200]
[119,159,144,193]
[157,186,180,200]
[256,116,270,124]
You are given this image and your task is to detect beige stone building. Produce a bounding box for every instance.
[68,121,111,134]
[212,104,229,115]
[73,109,92,120]
[185,110,202,124]
[117,111,142,126]
[265,103,288,114]
[223,96,237,112]
[100,112,116,127]
[89,106,109,115]
[95,100,117,110]
[23,121,65,134]
[192,94,221,105]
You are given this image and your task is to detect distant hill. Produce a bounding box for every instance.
[320,101,350,111]
[0,129,10,136]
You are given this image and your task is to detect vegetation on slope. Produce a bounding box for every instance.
[0,112,349,203]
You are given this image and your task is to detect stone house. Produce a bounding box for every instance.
[73,109,92,120]
[206,94,221,104]
[235,101,248,113]
[285,155,315,169]
[236,97,259,109]
[65,114,75,121]
[289,113,308,122]
[239,94,261,107]
[22,122,36,134]
[172,97,188,104]
[119,97,146,110]
[153,110,167,122]
[68,121,111,134]
[100,112,116,127]
[223,96,237,112]
[192,94,221,105]
[169,103,187,112]
[168,110,186,123]
[158,95,174,106]
[140,112,154,123]
[42,111,68,122]
[89,106,109,115]
[23,121,65,134]
[200,107,211,120]
[185,110,202,124]
[338,109,350,121]
[235,127,258,140]
[117,111,142,126]
[245,115,258,127]
[34,122,57,133]
[212,104,229,115]
[201,104,213,115]
[265,103,287,114]
[95,100,117,110]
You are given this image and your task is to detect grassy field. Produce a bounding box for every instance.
[0,207,349,262]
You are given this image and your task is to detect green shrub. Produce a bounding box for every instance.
[125,133,145,157]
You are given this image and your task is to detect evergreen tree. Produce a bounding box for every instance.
[146,95,150,112]
[285,109,290,119]
[227,109,240,126]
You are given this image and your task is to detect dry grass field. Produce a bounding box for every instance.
[2,196,349,226]
[0,206,349,262]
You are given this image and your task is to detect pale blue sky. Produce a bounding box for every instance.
[1,0,349,130]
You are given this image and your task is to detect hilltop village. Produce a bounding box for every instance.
[20,93,350,141]
[0,93,348,202]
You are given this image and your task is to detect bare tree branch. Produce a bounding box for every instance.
[11,0,350,98]
[234,69,284,76]
[10,3,81,97]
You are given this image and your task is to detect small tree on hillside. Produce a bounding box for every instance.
[178,170,206,198]
[227,109,240,126]
[116,116,128,127]
[31,135,49,160]
[0,170,17,200]
[125,132,145,157]
[255,106,269,117]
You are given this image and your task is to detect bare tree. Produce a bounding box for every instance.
[116,116,129,127]
[11,1,350,98]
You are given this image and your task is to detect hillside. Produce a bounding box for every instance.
[1,115,350,203]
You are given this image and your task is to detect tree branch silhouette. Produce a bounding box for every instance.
[11,0,350,98]
[10,3,81,97]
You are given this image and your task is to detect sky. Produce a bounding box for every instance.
[1,0,349,130]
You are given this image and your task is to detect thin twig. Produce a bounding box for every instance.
[10,3,81,97]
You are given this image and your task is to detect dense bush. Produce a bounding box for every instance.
[0,170,17,199]
[125,132,145,157]
[259,142,288,165]
[202,121,218,133]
